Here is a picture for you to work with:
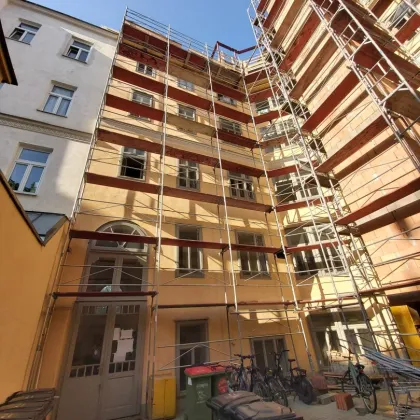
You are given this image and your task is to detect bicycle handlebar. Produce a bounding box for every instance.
[234,354,256,359]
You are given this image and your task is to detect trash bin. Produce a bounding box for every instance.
[206,391,261,420]
[231,400,295,420]
[184,365,227,420]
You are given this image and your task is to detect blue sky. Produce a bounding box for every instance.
[34,0,256,51]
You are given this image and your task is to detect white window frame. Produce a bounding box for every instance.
[136,62,155,77]
[42,84,75,117]
[9,21,40,44]
[255,99,271,115]
[219,118,242,135]
[176,225,204,278]
[237,231,269,278]
[217,93,236,106]
[178,104,196,121]
[119,147,147,181]
[132,90,153,107]
[177,160,199,190]
[178,79,194,92]
[8,147,50,195]
[65,38,92,63]
[229,172,255,201]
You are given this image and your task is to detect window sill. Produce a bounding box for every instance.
[117,175,146,182]
[7,37,31,45]
[175,270,205,279]
[240,273,271,280]
[178,185,200,192]
[61,54,88,64]
[37,109,68,118]
[15,190,37,196]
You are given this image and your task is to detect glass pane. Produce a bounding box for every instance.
[190,247,200,269]
[20,23,39,32]
[119,258,143,292]
[253,340,265,369]
[71,306,108,374]
[238,233,254,245]
[56,98,71,116]
[179,349,192,391]
[10,28,24,40]
[179,247,189,269]
[43,95,58,113]
[180,323,206,344]
[22,32,35,44]
[8,163,27,191]
[194,346,207,365]
[67,46,78,59]
[20,149,49,163]
[23,166,43,193]
[109,309,139,373]
[87,258,116,292]
[52,85,74,97]
[73,40,91,50]
[121,156,145,179]
[79,50,89,62]
[179,227,199,240]
[96,224,146,252]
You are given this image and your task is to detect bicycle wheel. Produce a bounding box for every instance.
[252,380,271,401]
[357,373,377,414]
[267,377,289,407]
[297,377,314,405]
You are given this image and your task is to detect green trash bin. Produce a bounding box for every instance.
[184,365,227,420]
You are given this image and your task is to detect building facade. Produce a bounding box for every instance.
[1,0,419,419]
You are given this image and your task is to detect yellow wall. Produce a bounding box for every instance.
[0,179,68,401]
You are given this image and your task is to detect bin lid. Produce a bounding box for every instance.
[206,391,260,411]
[232,401,295,420]
[6,389,55,404]
[185,365,225,377]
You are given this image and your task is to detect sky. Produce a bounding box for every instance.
[33,0,256,51]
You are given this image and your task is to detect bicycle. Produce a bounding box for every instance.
[340,344,377,413]
[274,350,314,405]
[225,354,271,400]
[263,360,289,407]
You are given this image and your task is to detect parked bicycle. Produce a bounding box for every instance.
[271,350,314,405]
[263,357,289,406]
[225,354,271,400]
[340,344,377,413]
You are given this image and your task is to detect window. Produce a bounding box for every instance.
[229,172,254,201]
[256,99,271,115]
[136,62,155,77]
[217,93,236,106]
[9,22,39,44]
[389,0,417,29]
[132,90,153,107]
[176,321,208,392]
[178,79,194,92]
[219,118,242,135]
[252,337,287,372]
[178,160,199,190]
[237,232,269,278]
[8,148,50,194]
[43,85,75,116]
[285,225,344,278]
[119,147,146,180]
[65,39,91,62]
[273,171,317,203]
[177,225,203,277]
[178,104,196,121]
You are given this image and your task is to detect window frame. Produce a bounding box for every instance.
[178,79,195,92]
[132,89,154,107]
[236,231,270,279]
[255,99,271,115]
[229,172,255,201]
[251,336,288,372]
[178,104,196,121]
[8,147,51,195]
[119,147,147,181]
[9,21,40,44]
[219,118,242,135]
[176,320,209,395]
[136,62,155,77]
[177,160,200,190]
[65,38,92,63]
[42,84,76,117]
[176,224,204,278]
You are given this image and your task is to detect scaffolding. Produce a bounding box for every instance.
[43,1,420,418]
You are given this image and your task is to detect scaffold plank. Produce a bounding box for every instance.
[106,94,164,121]
[254,109,284,124]
[249,88,272,103]
[119,42,166,71]
[290,38,337,100]
[257,0,270,13]
[317,116,388,173]
[396,14,420,43]
[336,177,420,225]
[302,72,359,131]
[85,173,271,212]
[274,194,334,211]
[279,11,320,71]
[287,240,341,252]
[218,129,257,148]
